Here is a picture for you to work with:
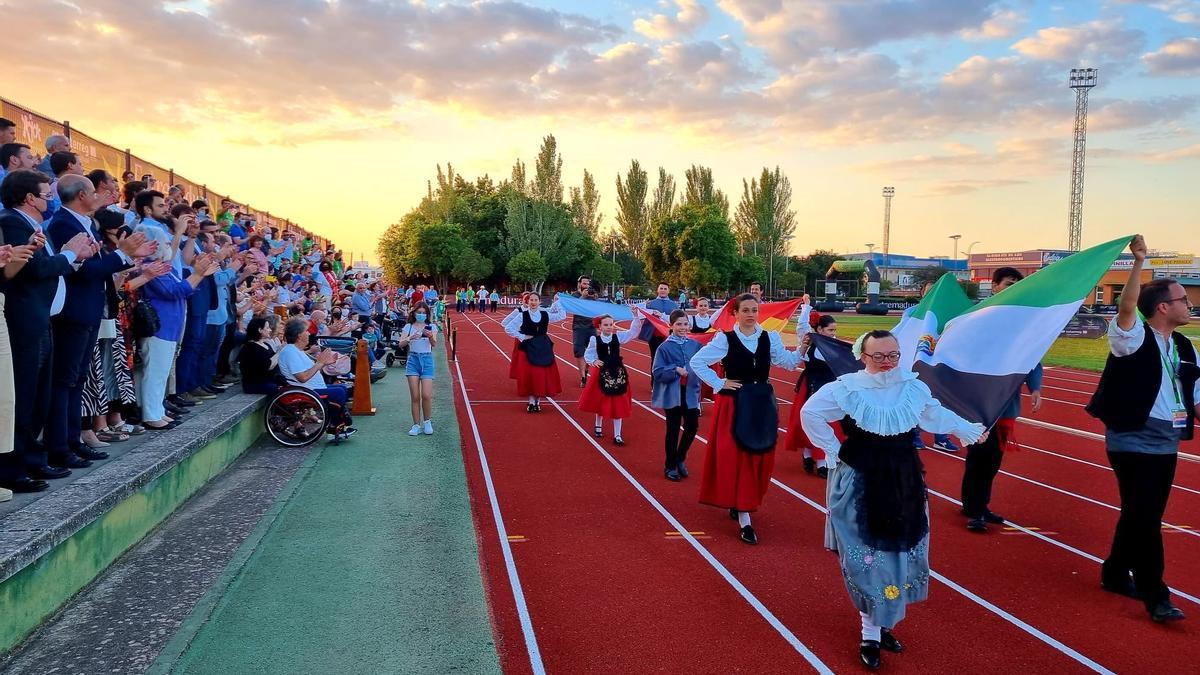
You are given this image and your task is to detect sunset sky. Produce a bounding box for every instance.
[7,0,1198,263]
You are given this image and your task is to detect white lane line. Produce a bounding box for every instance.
[1017,444,1200,498]
[451,358,545,675]
[767,480,1116,675]
[1017,418,1200,462]
[924,447,1200,539]
[468,312,835,674]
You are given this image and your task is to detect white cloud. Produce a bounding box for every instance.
[634,0,710,40]
[960,9,1026,40]
[1142,37,1200,76]
[1011,19,1145,63]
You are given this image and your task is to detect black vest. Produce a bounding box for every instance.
[519,310,549,337]
[595,334,622,367]
[722,330,771,383]
[804,339,836,395]
[1087,323,1197,441]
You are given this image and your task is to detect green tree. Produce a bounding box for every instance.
[912,265,950,289]
[413,222,469,291]
[585,257,623,288]
[569,168,602,239]
[452,248,494,284]
[777,270,805,292]
[798,250,842,294]
[644,203,738,292]
[731,254,767,291]
[615,160,649,257]
[532,134,564,204]
[678,259,722,294]
[734,167,797,264]
[648,167,675,228]
[507,250,550,292]
[682,164,729,219]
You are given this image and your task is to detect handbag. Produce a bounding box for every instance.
[131,298,160,339]
[732,382,779,454]
[599,364,629,396]
[321,353,352,376]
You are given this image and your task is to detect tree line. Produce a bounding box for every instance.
[377,135,842,297]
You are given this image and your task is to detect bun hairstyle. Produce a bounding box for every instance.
[726,292,758,316]
[816,314,837,330]
[852,329,896,359]
[668,309,689,325]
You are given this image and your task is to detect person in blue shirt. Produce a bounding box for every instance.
[351,284,374,319]
[652,309,703,481]
[638,282,680,366]
[424,286,438,304]
[227,215,247,250]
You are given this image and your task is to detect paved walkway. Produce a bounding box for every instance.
[153,348,499,674]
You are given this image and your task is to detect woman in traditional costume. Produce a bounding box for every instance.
[690,294,802,545]
[579,311,643,445]
[785,309,837,478]
[502,292,566,412]
[801,330,985,669]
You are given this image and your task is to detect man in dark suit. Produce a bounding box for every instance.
[0,170,95,491]
[45,175,153,468]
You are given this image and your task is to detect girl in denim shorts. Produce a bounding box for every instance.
[399,302,439,436]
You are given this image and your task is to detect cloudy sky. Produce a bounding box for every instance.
[7,0,1198,262]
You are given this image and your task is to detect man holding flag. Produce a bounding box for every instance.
[1088,235,1198,624]
[638,282,679,366]
[961,267,1044,532]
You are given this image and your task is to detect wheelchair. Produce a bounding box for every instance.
[264,386,329,447]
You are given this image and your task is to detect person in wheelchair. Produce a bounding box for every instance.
[278,318,357,440]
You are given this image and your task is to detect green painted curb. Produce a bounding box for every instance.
[0,408,264,654]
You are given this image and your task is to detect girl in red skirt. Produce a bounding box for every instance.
[690,294,802,545]
[785,302,840,478]
[502,292,567,412]
[579,310,644,445]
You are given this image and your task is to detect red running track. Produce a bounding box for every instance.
[448,312,1200,673]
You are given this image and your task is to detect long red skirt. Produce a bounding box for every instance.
[698,394,775,512]
[578,365,632,419]
[783,373,825,459]
[509,340,562,397]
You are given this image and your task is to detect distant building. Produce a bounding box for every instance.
[970,249,1200,306]
[845,252,968,289]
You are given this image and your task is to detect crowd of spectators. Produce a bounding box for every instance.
[0,117,426,500]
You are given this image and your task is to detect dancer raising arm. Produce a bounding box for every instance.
[579,310,643,445]
[801,329,985,670]
[502,292,567,412]
[689,293,802,545]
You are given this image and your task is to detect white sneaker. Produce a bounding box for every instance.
[423,420,434,435]
[409,424,421,436]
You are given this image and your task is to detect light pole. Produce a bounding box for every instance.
[949,234,962,262]
[865,243,875,254]
[881,187,895,279]
[966,241,981,257]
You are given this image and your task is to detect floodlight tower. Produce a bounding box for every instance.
[1067,68,1097,252]
[881,187,895,277]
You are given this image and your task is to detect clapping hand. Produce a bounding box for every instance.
[64,232,98,260]
[140,260,172,279]
[0,245,12,265]
[118,230,157,258]
[317,349,339,365]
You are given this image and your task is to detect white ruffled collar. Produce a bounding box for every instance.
[832,368,930,436]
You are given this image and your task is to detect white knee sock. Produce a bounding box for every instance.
[737,511,751,528]
[595,415,602,427]
[816,458,827,468]
[528,396,537,405]
[803,447,813,458]
[860,612,882,642]
[613,419,623,437]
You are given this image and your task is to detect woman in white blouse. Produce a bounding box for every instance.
[578,310,643,445]
[800,329,985,670]
[689,293,802,545]
[501,292,567,412]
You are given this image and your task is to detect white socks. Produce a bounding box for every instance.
[613,419,623,437]
[816,458,827,468]
[737,511,751,528]
[528,396,537,405]
[860,612,882,642]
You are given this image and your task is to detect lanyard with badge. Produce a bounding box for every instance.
[1159,334,1188,428]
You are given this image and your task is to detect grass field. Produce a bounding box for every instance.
[787,314,1200,372]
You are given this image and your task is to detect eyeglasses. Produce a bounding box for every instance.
[864,351,902,363]
[1164,295,1192,307]
[36,192,53,201]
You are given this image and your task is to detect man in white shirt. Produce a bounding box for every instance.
[278,318,355,439]
[1088,235,1199,623]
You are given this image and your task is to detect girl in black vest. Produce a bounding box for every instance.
[502,292,566,412]
[785,311,838,478]
[578,311,643,444]
[689,293,802,545]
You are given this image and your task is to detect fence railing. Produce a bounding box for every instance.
[1,95,332,250]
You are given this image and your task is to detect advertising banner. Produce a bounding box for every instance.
[68,128,126,178]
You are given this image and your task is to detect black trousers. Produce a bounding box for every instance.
[2,326,53,478]
[961,430,1005,518]
[1103,451,1177,609]
[217,322,237,377]
[664,405,700,470]
[47,318,99,462]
